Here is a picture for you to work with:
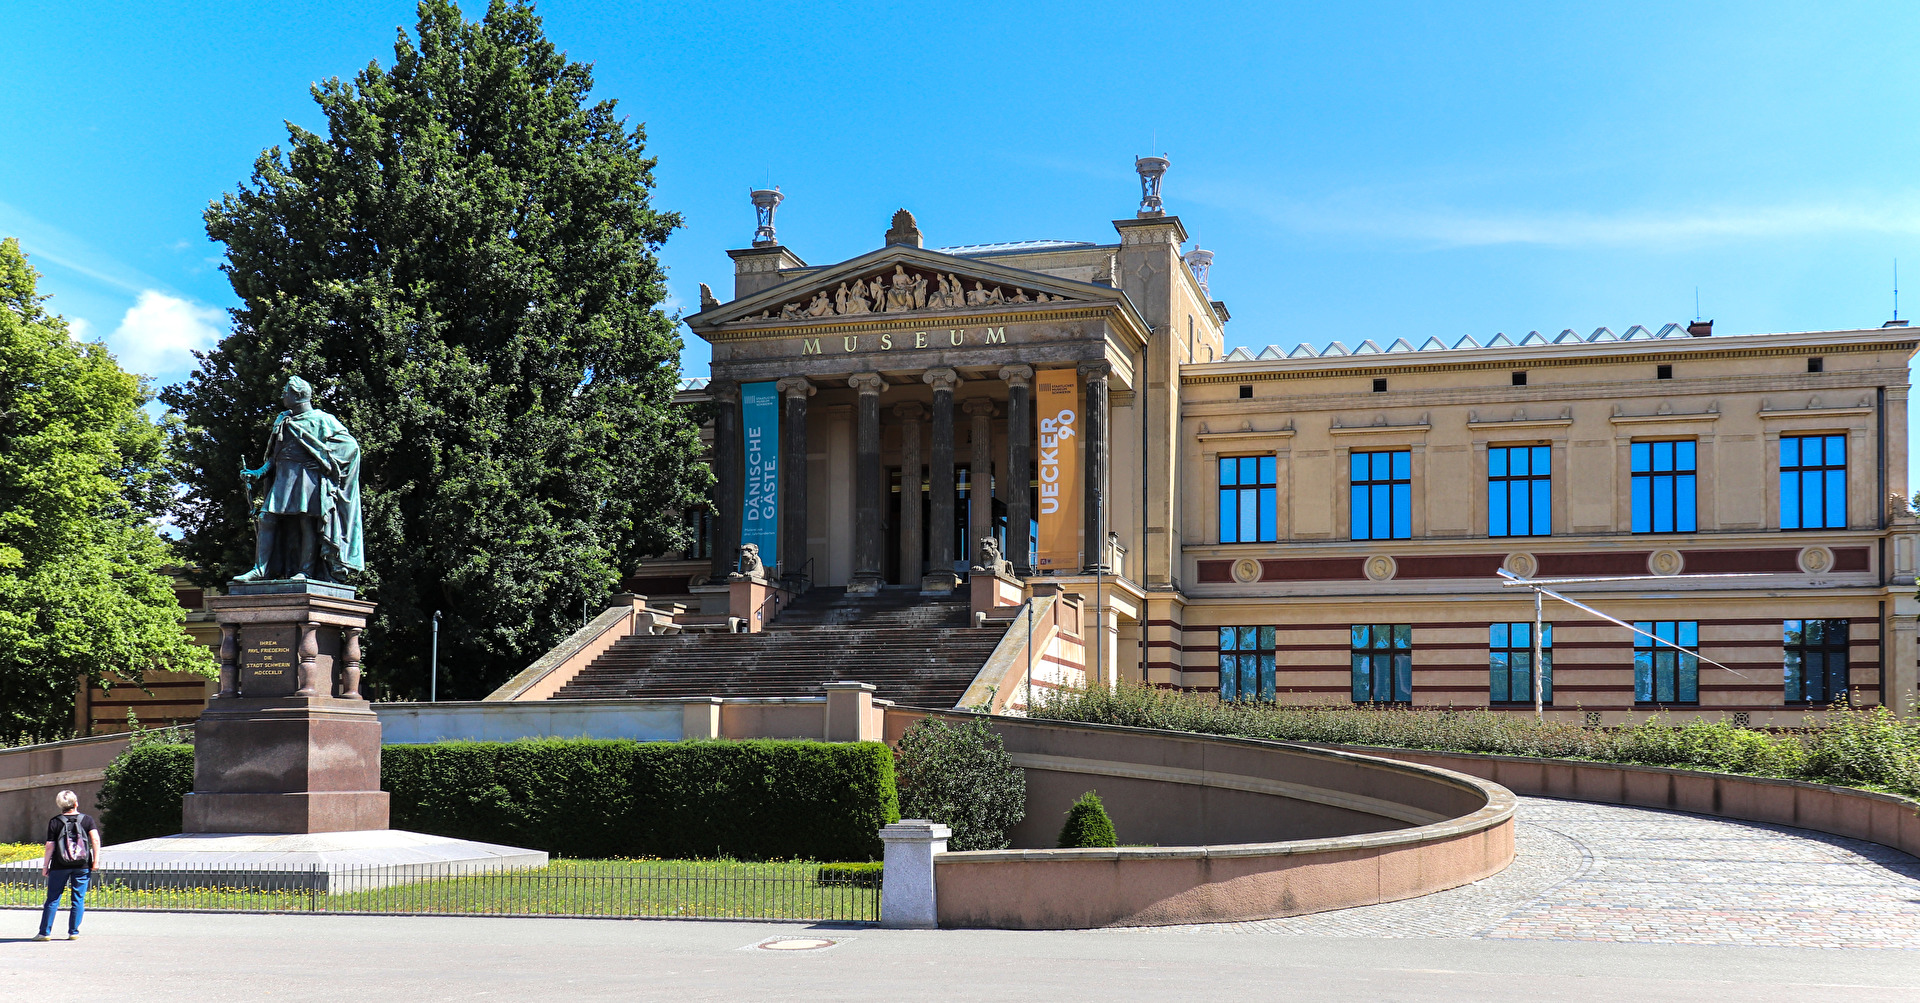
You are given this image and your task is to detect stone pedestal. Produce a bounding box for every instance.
[880,819,950,929]
[186,582,389,834]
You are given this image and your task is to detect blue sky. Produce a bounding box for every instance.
[5,1,1918,418]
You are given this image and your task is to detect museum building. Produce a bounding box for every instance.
[628,160,1920,725]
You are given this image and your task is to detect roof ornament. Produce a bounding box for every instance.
[1183,246,1213,294]
[884,209,923,248]
[1135,155,1169,216]
[750,187,783,247]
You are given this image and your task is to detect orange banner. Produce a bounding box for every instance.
[1035,369,1081,571]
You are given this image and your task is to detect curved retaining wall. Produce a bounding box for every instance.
[887,713,1515,929]
[1325,744,1920,859]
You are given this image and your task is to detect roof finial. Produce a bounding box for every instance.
[1135,155,1169,216]
[750,187,783,247]
[1183,245,1213,295]
[884,209,922,248]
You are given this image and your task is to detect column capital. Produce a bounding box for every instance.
[997,364,1034,389]
[1888,385,1912,401]
[1078,360,1112,382]
[892,401,926,421]
[961,397,997,417]
[708,379,741,403]
[848,372,887,395]
[923,367,961,392]
[775,376,816,399]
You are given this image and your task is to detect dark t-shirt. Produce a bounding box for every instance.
[45,813,98,868]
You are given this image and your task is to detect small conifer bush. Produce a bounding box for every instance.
[1056,790,1118,848]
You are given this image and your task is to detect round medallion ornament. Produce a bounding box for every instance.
[1364,555,1397,582]
[1648,548,1684,576]
[1798,546,1834,574]
[1502,552,1537,579]
[1231,558,1262,584]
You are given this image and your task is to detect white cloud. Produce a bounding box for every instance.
[66,316,92,340]
[106,291,225,378]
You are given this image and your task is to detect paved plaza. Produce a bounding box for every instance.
[1125,796,1920,948]
[3,797,1917,1001]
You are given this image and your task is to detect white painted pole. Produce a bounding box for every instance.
[1532,589,1544,720]
[430,609,441,702]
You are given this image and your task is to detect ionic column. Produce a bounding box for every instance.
[999,366,1033,577]
[709,381,742,581]
[1080,361,1111,573]
[775,376,815,586]
[849,373,888,593]
[963,397,996,570]
[923,368,962,591]
[895,403,926,585]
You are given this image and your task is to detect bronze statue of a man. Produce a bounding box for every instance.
[233,376,364,584]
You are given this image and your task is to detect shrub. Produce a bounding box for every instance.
[815,862,883,888]
[1030,682,1920,800]
[95,743,194,844]
[893,715,1027,851]
[1056,791,1117,848]
[90,738,900,861]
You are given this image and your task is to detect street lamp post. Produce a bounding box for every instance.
[430,609,441,703]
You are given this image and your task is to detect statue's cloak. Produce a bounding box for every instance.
[261,408,364,573]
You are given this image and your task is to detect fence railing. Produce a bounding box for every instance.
[0,859,880,923]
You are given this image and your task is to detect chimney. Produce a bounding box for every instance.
[1687,319,1713,337]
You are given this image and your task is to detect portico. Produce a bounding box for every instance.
[686,212,1149,602]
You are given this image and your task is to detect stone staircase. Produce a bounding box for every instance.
[549,587,1006,708]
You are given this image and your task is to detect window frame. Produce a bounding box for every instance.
[1633,620,1700,705]
[1217,454,1277,544]
[1779,434,1847,530]
[1783,619,1850,706]
[1488,444,1552,538]
[1218,625,1277,703]
[1489,622,1552,705]
[1351,624,1413,704]
[1630,440,1698,534]
[1348,449,1412,541]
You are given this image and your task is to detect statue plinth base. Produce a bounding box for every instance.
[191,582,388,834]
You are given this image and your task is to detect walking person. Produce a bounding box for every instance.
[34,790,101,941]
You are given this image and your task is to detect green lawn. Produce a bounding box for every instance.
[0,858,879,922]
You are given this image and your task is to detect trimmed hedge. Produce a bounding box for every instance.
[92,739,899,861]
[1056,790,1117,848]
[96,743,194,844]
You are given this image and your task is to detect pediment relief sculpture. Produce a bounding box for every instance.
[738,264,1078,323]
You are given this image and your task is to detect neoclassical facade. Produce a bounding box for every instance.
[660,167,1920,724]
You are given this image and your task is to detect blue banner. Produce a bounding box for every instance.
[740,381,780,568]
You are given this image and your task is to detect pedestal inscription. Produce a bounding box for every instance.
[240,624,299,698]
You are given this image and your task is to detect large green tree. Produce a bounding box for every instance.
[164,0,707,700]
[0,239,213,744]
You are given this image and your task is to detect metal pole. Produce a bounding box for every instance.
[1532,589,1544,720]
[430,609,441,702]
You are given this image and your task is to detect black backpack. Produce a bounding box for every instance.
[54,815,90,867]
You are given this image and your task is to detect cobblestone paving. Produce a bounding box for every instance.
[1114,796,1920,947]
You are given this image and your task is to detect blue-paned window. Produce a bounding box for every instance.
[1350,450,1412,540]
[1780,435,1847,530]
[1634,621,1699,704]
[1488,445,1552,537]
[1784,619,1849,705]
[1630,441,1697,534]
[1351,624,1413,704]
[1218,626,1276,703]
[1489,622,1553,704]
[1218,455,1277,543]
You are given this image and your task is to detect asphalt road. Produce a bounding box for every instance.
[3,910,1917,1002]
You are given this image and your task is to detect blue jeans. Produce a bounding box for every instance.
[38,868,89,936]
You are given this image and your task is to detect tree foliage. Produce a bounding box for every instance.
[163,0,707,699]
[0,239,212,744]
[893,715,1027,851]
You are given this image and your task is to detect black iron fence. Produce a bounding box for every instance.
[0,859,880,923]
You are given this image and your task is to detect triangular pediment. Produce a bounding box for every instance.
[685,246,1126,331]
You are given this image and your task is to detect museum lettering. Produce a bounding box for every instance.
[800,327,1008,355]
